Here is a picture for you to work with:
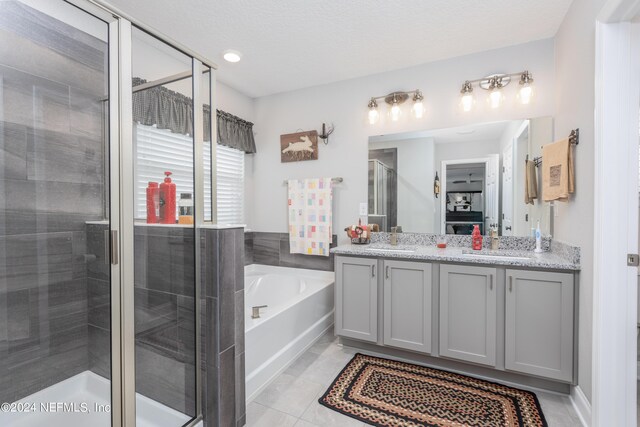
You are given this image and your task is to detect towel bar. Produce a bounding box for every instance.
[282,177,343,185]
[526,128,579,168]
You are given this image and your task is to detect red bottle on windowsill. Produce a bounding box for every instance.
[472,224,483,250]
[159,171,176,224]
[146,181,160,223]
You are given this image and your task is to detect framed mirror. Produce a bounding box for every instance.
[368,117,553,237]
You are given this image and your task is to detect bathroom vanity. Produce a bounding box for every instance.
[332,240,580,390]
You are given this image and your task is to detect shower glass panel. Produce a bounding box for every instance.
[131,27,197,426]
[0,1,113,426]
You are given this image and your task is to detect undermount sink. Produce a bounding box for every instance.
[366,247,416,254]
[460,253,532,262]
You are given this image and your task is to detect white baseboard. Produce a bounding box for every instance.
[570,385,591,427]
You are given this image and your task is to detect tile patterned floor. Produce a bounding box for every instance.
[246,329,584,427]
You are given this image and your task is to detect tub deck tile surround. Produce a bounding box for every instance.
[245,231,338,271]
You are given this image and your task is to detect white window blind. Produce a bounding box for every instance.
[216,144,245,225]
[134,123,243,224]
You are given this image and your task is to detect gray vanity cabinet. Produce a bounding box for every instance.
[505,269,574,382]
[383,260,432,353]
[335,256,379,343]
[439,264,497,366]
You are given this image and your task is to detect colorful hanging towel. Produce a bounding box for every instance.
[288,178,333,257]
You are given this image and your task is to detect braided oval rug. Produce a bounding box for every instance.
[319,353,547,427]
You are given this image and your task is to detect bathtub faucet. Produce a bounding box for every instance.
[251,305,268,319]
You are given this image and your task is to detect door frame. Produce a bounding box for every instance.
[593,0,640,425]
[440,156,499,234]
[501,142,513,236]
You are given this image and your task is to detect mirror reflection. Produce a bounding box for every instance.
[368,117,553,236]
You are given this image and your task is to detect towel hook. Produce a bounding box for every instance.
[569,128,579,145]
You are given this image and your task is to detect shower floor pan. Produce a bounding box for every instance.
[1,371,195,427]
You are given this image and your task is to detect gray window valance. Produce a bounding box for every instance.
[132,77,256,154]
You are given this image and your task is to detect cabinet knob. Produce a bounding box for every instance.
[489,274,493,290]
[386,265,390,279]
[509,276,513,292]
[371,265,375,277]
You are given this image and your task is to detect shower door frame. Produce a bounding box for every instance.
[64,1,218,426]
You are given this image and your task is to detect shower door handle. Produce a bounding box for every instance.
[110,230,119,265]
[104,230,110,265]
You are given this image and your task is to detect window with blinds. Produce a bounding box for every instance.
[216,144,245,224]
[134,123,243,223]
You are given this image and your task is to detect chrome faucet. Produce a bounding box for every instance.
[251,305,267,319]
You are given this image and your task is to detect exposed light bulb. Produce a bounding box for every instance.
[488,87,504,109]
[412,101,425,119]
[461,93,474,112]
[368,107,379,124]
[518,85,533,104]
[390,102,401,121]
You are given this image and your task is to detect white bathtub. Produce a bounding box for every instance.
[244,264,335,401]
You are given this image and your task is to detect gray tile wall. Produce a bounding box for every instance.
[201,227,246,427]
[0,1,106,404]
[87,225,198,417]
[245,232,337,271]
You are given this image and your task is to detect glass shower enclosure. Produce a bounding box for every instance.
[0,1,215,426]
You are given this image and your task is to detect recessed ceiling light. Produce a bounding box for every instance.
[223,49,242,63]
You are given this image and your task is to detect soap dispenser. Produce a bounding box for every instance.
[534,220,543,253]
[159,171,176,224]
[472,225,483,250]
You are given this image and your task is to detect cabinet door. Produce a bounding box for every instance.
[383,260,432,353]
[440,264,497,366]
[335,256,378,343]
[505,270,574,382]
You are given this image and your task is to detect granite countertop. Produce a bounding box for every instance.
[331,243,580,271]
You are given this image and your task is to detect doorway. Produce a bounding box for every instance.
[440,156,499,235]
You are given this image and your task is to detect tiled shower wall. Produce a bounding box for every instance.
[245,232,337,271]
[86,225,199,416]
[0,1,106,403]
[87,225,247,426]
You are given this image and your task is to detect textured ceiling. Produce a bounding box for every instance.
[106,0,572,98]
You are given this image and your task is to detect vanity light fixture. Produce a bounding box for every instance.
[488,80,505,109]
[517,70,534,105]
[459,71,534,112]
[368,98,379,124]
[366,89,424,124]
[412,90,425,119]
[460,81,475,112]
[389,94,402,122]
